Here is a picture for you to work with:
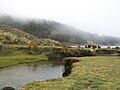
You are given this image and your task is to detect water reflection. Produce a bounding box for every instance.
[0,61,64,89]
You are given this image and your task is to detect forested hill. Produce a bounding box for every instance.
[0,24,61,46]
[0,15,120,45]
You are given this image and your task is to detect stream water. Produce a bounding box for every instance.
[0,61,64,89]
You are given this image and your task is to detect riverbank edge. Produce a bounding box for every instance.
[19,56,120,90]
[0,58,48,69]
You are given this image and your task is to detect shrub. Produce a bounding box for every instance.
[1,86,15,90]
[92,45,97,49]
[115,47,119,49]
[85,45,88,48]
[0,42,2,51]
[107,47,111,49]
[98,45,101,48]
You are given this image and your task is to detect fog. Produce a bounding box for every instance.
[0,15,120,45]
[0,0,120,37]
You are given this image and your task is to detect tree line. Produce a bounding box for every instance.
[0,15,120,45]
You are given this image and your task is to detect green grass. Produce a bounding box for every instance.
[3,44,62,48]
[0,51,48,69]
[20,56,120,90]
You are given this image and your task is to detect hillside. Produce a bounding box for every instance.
[0,16,120,45]
[0,24,62,46]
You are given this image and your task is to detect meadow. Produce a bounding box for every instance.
[20,56,120,90]
[0,51,48,69]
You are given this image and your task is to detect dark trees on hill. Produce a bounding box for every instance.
[0,16,120,45]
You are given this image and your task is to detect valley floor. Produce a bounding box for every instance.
[20,56,120,90]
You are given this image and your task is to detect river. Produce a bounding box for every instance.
[0,61,64,89]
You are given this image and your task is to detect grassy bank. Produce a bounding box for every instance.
[0,51,48,69]
[20,56,120,90]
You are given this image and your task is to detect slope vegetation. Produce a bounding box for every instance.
[0,15,120,45]
[0,24,62,46]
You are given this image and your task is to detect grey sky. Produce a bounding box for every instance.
[0,0,120,37]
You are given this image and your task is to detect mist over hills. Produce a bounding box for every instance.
[0,15,120,45]
[0,24,61,46]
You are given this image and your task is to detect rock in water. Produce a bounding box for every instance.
[1,86,15,90]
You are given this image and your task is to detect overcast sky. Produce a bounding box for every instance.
[0,0,120,37]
